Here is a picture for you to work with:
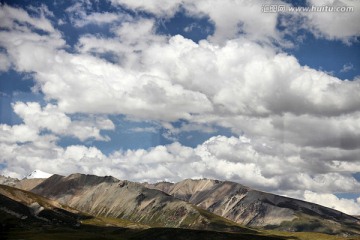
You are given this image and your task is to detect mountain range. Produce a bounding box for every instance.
[144,179,359,232]
[0,172,359,240]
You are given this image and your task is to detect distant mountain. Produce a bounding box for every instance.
[0,175,19,187]
[31,174,252,233]
[145,179,360,235]
[1,173,359,240]
[15,178,48,191]
[0,184,312,240]
[24,170,53,179]
[0,175,48,191]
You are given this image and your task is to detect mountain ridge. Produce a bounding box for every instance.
[145,178,360,235]
[31,173,253,233]
[1,173,359,236]
[0,184,88,229]
[0,173,360,240]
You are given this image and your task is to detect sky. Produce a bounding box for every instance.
[0,0,360,215]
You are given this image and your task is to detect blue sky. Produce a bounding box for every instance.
[0,0,360,215]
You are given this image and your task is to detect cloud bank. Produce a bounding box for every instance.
[0,1,359,215]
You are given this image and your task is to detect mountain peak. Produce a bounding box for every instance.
[24,170,53,179]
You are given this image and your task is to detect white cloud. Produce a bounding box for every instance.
[1,126,360,214]
[185,0,285,44]
[65,1,130,28]
[0,124,39,143]
[20,50,212,120]
[129,127,158,133]
[0,4,56,33]
[63,145,106,161]
[110,0,182,17]
[76,12,124,27]
[76,17,167,66]
[67,116,115,142]
[1,5,359,162]
[4,4,359,125]
[2,134,359,201]
[0,52,11,72]
[111,0,285,44]
[303,0,360,43]
[13,102,71,134]
[1,2,360,216]
[340,63,354,73]
[1,134,352,193]
[0,4,64,73]
[111,0,360,44]
[0,102,114,145]
[304,191,360,215]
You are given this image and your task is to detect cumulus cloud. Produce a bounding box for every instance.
[0,52,11,72]
[3,134,360,194]
[2,133,360,214]
[142,36,360,116]
[75,12,125,27]
[3,3,359,125]
[303,0,360,43]
[111,0,285,44]
[3,102,114,142]
[76,17,167,68]
[0,8,64,73]
[13,102,71,134]
[110,0,182,17]
[0,124,39,143]
[111,0,360,43]
[0,2,359,215]
[66,2,128,28]
[0,3,56,33]
[185,0,285,44]
[304,191,360,215]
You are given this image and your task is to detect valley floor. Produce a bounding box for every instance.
[2,225,360,240]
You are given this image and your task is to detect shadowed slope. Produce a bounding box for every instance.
[0,184,89,230]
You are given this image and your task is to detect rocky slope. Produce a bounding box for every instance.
[145,179,360,235]
[0,184,88,229]
[0,175,47,191]
[0,175,19,187]
[2,174,360,239]
[16,178,47,191]
[31,174,251,232]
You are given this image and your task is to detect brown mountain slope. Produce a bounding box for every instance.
[145,179,360,235]
[0,175,19,187]
[0,183,303,240]
[31,174,254,233]
[0,175,48,191]
[16,178,47,191]
[0,184,88,230]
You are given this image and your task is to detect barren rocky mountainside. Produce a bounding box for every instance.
[0,176,19,187]
[0,181,292,240]
[0,175,46,191]
[0,184,88,231]
[1,173,360,239]
[30,174,250,232]
[145,179,360,234]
